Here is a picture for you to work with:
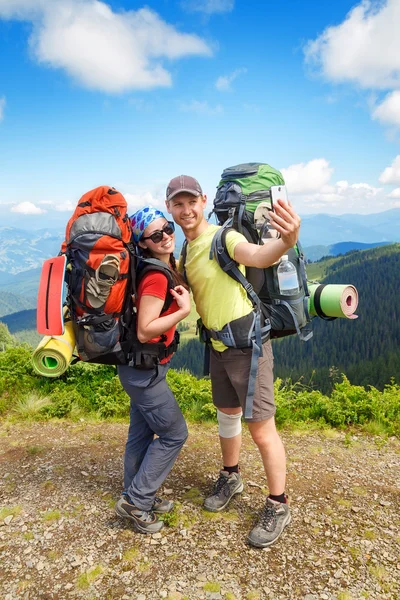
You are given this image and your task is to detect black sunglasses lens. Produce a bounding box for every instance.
[150,232,163,243]
[147,222,174,243]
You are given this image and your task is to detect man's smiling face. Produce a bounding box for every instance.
[166,192,207,234]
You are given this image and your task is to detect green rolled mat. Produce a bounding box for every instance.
[32,319,76,377]
[308,283,358,319]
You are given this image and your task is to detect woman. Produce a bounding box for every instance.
[116,207,191,534]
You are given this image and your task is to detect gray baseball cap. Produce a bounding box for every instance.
[166,175,203,202]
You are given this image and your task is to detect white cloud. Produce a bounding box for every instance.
[181,0,234,15]
[304,0,400,130]
[388,187,400,198]
[281,159,334,194]
[216,68,246,91]
[300,180,385,213]
[304,0,400,89]
[11,201,47,214]
[372,90,400,126]
[0,0,212,93]
[124,191,165,213]
[180,100,223,115]
[54,201,76,212]
[279,157,393,214]
[379,155,400,184]
[0,96,5,121]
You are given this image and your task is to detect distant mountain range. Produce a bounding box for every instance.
[300,208,400,246]
[0,226,63,276]
[303,241,392,262]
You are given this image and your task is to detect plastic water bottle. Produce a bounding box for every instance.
[277,255,299,295]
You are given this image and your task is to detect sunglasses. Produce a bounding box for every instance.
[141,221,175,244]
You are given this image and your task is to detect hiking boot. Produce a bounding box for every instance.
[115,496,163,534]
[152,496,174,514]
[204,470,244,512]
[247,497,291,548]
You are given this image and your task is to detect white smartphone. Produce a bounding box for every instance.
[270,185,289,209]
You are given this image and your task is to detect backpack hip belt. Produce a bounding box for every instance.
[128,330,180,370]
[201,310,271,420]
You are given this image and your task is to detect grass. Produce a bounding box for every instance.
[0,505,22,520]
[202,509,239,522]
[336,498,352,508]
[41,509,61,522]
[76,565,103,590]
[122,547,139,561]
[40,480,55,492]
[364,529,376,540]
[306,257,338,281]
[182,487,204,506]
[26,444,46,456]
[369,564,389,583]
[203,582,220,592]
[12,394,51,419]
[352,486,367,496]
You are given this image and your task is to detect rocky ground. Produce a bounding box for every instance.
[0,420,399,600]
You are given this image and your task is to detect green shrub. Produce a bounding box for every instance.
[167,369,213,421]
[0,347,399,435]
[0,346,38,401]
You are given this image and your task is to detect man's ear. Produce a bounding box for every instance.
[165,200,171,214]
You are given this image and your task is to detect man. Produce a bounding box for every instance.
[165,174,301,548]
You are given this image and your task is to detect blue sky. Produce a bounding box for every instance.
[1,0,400,229]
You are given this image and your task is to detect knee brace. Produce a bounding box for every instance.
[217,409,242,438]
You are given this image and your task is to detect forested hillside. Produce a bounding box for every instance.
[0,308,39,346]
[0,292,36,318]
[273,244,400,391]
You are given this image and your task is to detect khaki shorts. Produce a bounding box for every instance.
[210,339,275,423]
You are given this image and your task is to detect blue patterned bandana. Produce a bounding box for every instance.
[130,207,166,243]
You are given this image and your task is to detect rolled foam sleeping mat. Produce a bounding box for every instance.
[31,318,76,377]
[308,283,358,319]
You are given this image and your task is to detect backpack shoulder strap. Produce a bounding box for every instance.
[136,257,175,312]
[211,227,261,310]
[179,240,189,285]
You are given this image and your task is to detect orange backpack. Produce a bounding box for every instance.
[62,185,180,367]
[62,185,135,364]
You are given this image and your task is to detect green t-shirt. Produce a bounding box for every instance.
[184,224,253,352]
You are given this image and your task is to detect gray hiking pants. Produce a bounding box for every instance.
[118,362,188,511]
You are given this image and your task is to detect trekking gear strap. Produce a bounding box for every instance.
[273,297,313,341]
[244,309,263,419]
[297,241,311,323]
[213,228,261,309]
[180,240,189,285]
[313,284,337,322]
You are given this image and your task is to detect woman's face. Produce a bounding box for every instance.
[139,217,175,259]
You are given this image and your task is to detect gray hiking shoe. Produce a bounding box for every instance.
[204,470,244,512]
[152,496,174,514]
[115,496,163,534]
[248,497,291,548]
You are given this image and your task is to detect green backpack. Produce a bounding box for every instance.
[210,162,313,342]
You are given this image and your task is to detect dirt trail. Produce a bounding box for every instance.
[0,421,399,600]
